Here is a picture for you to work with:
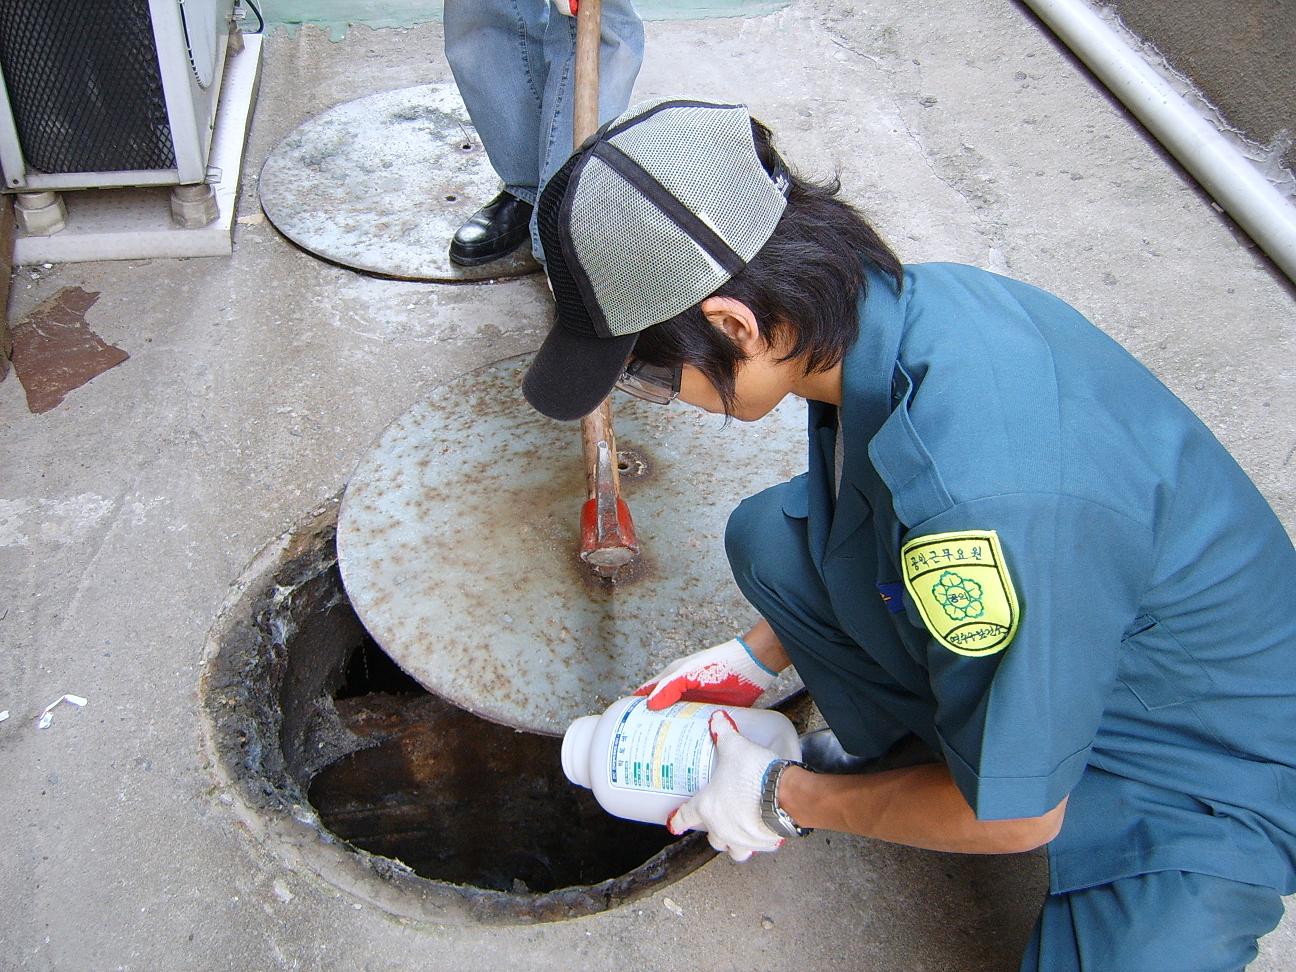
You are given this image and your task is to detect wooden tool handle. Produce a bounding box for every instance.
[573,0,602,145]
[576,0,618,504]
[575,0,615,502]
[581,399,621,500]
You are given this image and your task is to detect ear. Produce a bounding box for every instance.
[700,297,764,355]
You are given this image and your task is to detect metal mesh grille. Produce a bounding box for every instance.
[570,157,725,337]
[607,104,784,264]
[0,0,175,174]
[605,97,678,128]
[538,152,601,338]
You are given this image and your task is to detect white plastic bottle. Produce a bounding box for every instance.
[562,696,802,826]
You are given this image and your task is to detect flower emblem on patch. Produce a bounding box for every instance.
[901,531,1020,657]
[931,571,985,621]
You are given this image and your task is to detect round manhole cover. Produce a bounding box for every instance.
[337,353,808,735]
[259,83,541,282]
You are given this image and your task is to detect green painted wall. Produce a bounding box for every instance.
[258,0,788,38]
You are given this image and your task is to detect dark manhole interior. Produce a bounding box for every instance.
[311,635,679,893]
[200,503,746,922]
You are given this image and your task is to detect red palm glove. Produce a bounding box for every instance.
[634,637,778,711]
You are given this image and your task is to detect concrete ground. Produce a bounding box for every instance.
[2,1,1294,968]
[1104,0,1296,173]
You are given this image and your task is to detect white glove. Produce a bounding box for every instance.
[666,711,784,861]
[635,637,777,711]
[552,0,577,15]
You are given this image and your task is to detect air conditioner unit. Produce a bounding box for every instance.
[0,0,237,193]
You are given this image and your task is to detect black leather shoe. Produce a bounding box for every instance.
[799,729,938,774]
[799,728,877,774]
[449,191,534,266]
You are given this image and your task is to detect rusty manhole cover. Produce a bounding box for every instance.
[336,353,808,736]
[259,83,540,282]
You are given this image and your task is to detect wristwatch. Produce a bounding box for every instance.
[760,758,813,839]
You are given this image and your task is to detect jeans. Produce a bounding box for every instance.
[444,0,645,261]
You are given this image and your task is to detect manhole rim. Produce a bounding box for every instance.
[197,497,717,927]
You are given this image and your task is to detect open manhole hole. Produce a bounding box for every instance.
[200,500,810,924]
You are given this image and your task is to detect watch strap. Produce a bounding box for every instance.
[760,758,813,839]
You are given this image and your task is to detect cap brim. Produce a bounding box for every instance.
[522,320,637,421]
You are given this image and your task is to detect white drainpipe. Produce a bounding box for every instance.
[1020,0,1296,282]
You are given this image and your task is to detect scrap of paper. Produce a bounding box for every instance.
[37,694,87,729]
[0,711,9,722]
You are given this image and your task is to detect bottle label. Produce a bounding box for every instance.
[607,698,715,796]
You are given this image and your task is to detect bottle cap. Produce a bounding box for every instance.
[561,715,599,788]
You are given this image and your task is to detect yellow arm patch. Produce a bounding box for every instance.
[901,530,1020,657]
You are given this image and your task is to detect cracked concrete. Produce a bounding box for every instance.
[1,1,1293,969]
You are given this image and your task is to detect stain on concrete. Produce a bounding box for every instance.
[10,287,128,414]
[1,196,14,383]
[264,0,788,40]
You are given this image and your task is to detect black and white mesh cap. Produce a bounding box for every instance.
[523,99,789,421]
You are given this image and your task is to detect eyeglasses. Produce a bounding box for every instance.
[615,358,681,405]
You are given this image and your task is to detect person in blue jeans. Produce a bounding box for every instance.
[443,0,644,266]
[521,99,1295,970]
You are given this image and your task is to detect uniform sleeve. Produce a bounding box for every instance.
[900,492,1151,820]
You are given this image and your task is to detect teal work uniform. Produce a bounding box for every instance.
[725,263,1296,967]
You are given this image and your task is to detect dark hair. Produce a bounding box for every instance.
[632,119,902,416]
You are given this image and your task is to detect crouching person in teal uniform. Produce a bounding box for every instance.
[521,99,1296,970]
